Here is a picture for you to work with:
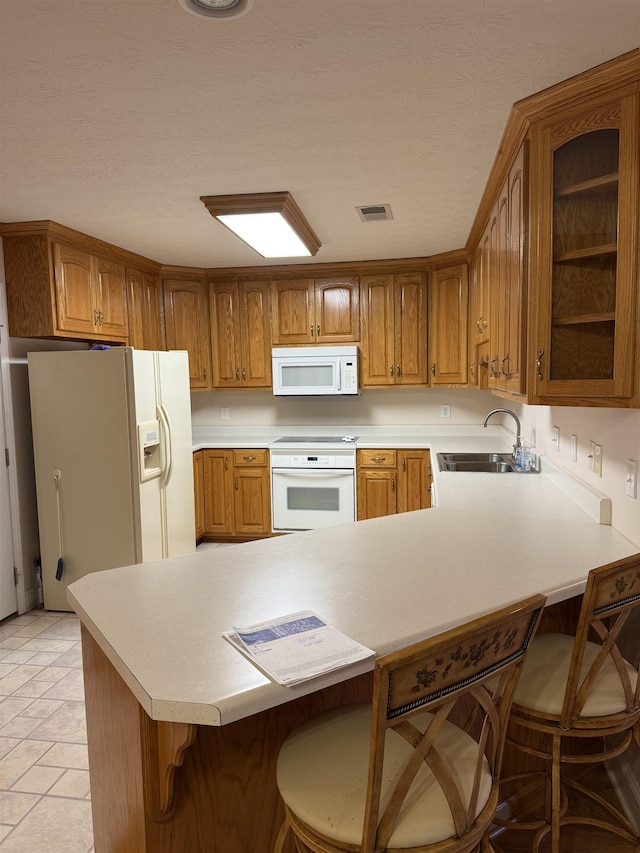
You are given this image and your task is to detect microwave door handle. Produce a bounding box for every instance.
[337,361,341,391]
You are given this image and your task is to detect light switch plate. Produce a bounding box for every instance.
[570,434,577,463]
[627,460,638,498]
[593,443,602,477]
[220,408,230,421]
[552,427,560,452]
[441,405,451,419]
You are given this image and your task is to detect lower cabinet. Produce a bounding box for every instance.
[201,449,271,540]
[357,449,432,520]
[193,451,205,541]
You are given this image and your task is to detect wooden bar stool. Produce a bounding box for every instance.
[496,553,640,853]
[274,594,546,853]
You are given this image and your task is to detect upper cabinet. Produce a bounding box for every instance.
[429,264,468,386]
[528,94,639,405]
[163,276,212,391]
[210,280,271,388]
[3,230,129,343]
[270,276,360,345]
[360,271,428,387]
[126,268,166,351]
[487,143,529,396]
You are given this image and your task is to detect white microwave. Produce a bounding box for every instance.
[272,346,359,396]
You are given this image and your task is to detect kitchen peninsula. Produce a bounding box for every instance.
[69,430,638,853]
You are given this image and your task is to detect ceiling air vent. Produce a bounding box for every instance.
[356,204,393,223]
[177,0,254,19]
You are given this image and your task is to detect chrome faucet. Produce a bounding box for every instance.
[483,408,521,458]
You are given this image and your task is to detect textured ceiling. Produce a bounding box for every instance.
[1,0,639,269]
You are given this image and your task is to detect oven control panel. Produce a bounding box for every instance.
[270,451,356,470]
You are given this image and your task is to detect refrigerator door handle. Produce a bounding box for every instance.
[157,403,174,488]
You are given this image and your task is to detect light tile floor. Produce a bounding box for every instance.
[0,609,93,853]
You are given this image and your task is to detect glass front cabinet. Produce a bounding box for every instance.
[528,95,639,405]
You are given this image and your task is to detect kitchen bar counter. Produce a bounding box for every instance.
[69,426,638,852]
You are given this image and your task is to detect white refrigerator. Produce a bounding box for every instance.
[28,348,196,611]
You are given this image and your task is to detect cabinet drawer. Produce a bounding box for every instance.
[357,449,397,468]
[232,449,268,467]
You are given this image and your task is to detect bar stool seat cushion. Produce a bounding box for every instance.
[513,633,638,717]
[276,702,492,848]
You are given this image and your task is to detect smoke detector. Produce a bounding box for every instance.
[177,0,254,19]
[356,204,393,222]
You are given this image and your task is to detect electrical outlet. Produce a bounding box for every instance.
[220,408,230,421]
[552,427,560,452]
[441,404,451,419]
[593,443,602,477]
[570,434,577,463]
[588,441,595,473]
[626,459,638,498]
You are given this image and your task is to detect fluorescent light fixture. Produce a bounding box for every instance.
[200,192,321,258]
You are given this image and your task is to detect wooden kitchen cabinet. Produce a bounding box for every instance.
[203,449,271,540]
[209,280,271,388]
[193,451,205,541]
[3,232,129,342]
[527,94,639,405]
[360,272,428,386]
[429,264,468,386]
[357,449,432,520]
[126,268,166,350]
[270,276,360,345]
[487,143,529,397]
[163,277,212,391]
[397,449,432,512]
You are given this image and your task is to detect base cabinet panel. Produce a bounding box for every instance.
[202,449,270,540]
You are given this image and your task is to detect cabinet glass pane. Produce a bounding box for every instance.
[550,128,620,382]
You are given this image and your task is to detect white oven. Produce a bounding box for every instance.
[270,437,357,532]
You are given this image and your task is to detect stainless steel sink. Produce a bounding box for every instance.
[436,452,538,473]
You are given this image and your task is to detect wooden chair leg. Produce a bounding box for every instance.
[551,734,561,853]
[274,817,291,853]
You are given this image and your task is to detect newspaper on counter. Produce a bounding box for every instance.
[222,610,375,686]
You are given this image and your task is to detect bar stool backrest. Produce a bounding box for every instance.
[560,553,640,729]
[361,594,546,851]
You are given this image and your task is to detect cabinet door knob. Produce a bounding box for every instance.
[476,315,483,333]
[317,323,320,336]
[490,356,499,377]
[310,324,314,337]
[396,364,401,377]
[224,456,229,470]
[501,354,510,376]
[431,363,436,376]
[243,455,256,462]
[371,456,385,463]
[203,368,207,381]
[242,368,246,380]
[234,476,239,490]
[391,478,395,493]
[236,368,240,379]
[390,365,394,377]
[536,349,544,381]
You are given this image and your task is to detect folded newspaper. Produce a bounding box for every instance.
[223,610,375,686]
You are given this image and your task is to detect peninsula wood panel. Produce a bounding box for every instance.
[81,625,374,853]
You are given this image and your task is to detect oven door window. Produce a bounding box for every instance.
[287,485,340,512]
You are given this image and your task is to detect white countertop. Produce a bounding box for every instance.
[69,426,638,727]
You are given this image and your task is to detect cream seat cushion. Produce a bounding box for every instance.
[512,633,638,717]
[276,702,492,848]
